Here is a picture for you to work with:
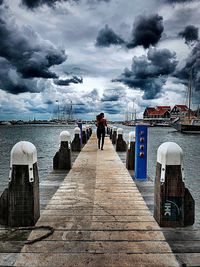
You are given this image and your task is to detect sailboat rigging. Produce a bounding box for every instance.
[172,70,200,133]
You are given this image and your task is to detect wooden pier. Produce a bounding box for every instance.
[7,134,180,267]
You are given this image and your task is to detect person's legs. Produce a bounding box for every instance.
[101,131,105,150]
[98,137,101,149]
[97,129,101,149]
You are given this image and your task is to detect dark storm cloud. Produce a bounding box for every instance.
[0,4,66,80]
[101,88,125,102]
[21,0,110,9]
[113,47,178,99]
[179,25,199,45]
[96,25,125,47]
[54,76,83,86]
[0,58,40,94]
[127,14,164,49]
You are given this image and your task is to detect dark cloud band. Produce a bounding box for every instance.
[54,76,83,86]
[21,0,110,9]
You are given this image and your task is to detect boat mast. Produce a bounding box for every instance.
[188,70,192,120]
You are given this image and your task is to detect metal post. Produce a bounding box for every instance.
[135,125,148,180]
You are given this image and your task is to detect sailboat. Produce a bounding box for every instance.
[172,71,200,133]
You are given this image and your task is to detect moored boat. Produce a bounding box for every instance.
[172,117,200,133]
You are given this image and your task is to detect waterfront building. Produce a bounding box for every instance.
[143,106,171,124]
[170,105,189,119]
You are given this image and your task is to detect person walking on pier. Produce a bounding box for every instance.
[96,112,107,150]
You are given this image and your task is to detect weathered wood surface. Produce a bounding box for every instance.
[118,151,200,267]
[0,153,79,266]
[11,135,179,267]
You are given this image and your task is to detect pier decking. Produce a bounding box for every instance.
[10,134,179,267]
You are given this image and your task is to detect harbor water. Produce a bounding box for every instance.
[0,124,199,228]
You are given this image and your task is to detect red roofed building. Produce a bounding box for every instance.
[170,105,189,119]
[143,106,171,124]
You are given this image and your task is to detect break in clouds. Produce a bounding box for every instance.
[113,48,178,99]
[96,14,164,49]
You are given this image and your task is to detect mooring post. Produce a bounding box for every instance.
[71,127,81,152]
[126,131,135,170]
[154,142,195,227]
[86,125,90,140]
[107,125,110,135]
[82,126,87,145]
[112,126,117,145]
[135,125,148,180]
[116,128,127,152]
[77,121,82,146]
[89,125,92,137]
[53,131,72,170]
[0,141,40,227]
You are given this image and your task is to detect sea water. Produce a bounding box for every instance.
[0,124,199,227]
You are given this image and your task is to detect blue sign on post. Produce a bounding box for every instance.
[135,125,148,180]
[77,121,82,146]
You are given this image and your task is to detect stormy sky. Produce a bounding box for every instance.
[0,0,200,120]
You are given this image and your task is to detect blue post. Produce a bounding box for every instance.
[77,121,82,147]
[135,125,148,180]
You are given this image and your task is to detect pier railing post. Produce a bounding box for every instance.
[135,125,148,180]
[154,142,195,227]
[86,125,90,140]
[77,121,82,146]
[71,127,81,152]
[82,126,87,145]
[53,131,72,170]
[112,126,117,145]
[107,125,110,135]
[116,128,127,152]
[89,125,92,137]
[126,131,135,170]
[0,141,40,227]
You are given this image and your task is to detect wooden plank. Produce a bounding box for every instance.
[13,135,179,267]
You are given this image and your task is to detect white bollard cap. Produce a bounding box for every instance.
[129,131,135,142]
[117,128,123,135]
[113,126,117,131]
[9,141,37,183]
[74,127,80,135]
[157,142,184,183]
[60,131,71,142]
[82,126,86,131]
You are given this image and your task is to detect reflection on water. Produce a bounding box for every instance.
[0,124,199,227]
